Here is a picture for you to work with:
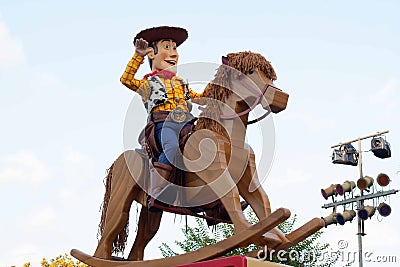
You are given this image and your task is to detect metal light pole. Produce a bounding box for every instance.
[357,138,364,267]
[326,130,397,267]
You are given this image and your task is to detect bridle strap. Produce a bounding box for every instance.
[219,79,275,124]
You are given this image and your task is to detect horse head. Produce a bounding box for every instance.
[195,51,288,136]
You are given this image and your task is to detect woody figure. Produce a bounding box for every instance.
[120,26,206,209]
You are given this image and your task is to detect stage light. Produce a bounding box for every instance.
[332,144,359,166]
[371,137,391,159]
[377,173,391,187]
[321,184,337,200]
[336,181,356,195]
[336,210,356,225]
[377,202,392,217]
[358,205,376,220]
[357,176,374,191]
[322,213,339,227]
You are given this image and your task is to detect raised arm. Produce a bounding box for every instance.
[120,38,153,91]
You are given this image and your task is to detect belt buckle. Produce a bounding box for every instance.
[170,107,186,123]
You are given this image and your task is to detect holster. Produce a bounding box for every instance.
[144,111,168,161]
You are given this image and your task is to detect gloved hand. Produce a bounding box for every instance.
[134,38,153,57]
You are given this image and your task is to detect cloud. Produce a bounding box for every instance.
[0,19,25,69]
[369,79,398,119]
[0,147,100,267]
[0,151,50,188]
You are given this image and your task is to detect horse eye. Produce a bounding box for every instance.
[248,69,254,75]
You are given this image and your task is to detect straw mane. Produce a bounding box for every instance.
[194,51,277,135]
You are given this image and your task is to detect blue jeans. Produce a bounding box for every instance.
[155,121,191,166]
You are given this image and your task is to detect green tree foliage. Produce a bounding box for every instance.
[159,209,352,266]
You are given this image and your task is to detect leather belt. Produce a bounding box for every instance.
[149,109,195,124]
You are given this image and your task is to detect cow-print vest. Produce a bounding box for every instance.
[143,76,190,114]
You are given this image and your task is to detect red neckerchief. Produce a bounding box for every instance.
[143,70,175,80]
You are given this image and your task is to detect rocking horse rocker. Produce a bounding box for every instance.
[71,26,325,267]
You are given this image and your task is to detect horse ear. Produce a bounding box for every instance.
[222,56,229,65]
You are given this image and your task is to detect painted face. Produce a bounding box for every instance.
[149,40,179,74]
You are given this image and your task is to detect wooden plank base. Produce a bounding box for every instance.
[71,208,290,267]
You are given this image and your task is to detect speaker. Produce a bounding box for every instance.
[321,184,337,200]
[336,181,356,195]
[358,205,375,220]
[378,202,392,217]
[357,176,374,190]
[377,173,391,187]
[371,137,391,159]
[322,213,338,227]
[332,144,359,166]
[336,210,356,225]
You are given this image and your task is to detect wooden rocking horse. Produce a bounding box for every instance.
[71,51,325,267]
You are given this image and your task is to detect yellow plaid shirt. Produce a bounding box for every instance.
[120,53,205,113]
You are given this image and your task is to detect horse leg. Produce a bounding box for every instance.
[237,147,289,247]
[95,189,135,259]
[184,131,251,232]
[237,148,271,218]
[239,154,324,249]
[221,185,252,233]
[198,168,251,232]
[128,208,163,260]
[94,151,143,259]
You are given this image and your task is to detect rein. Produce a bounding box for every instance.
[219,79,278,125]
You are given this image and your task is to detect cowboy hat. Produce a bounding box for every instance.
[134,26,188,47]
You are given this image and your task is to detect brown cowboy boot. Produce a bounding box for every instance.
[147,162,175,211]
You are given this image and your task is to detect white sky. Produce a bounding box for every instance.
[0,1,399,266]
